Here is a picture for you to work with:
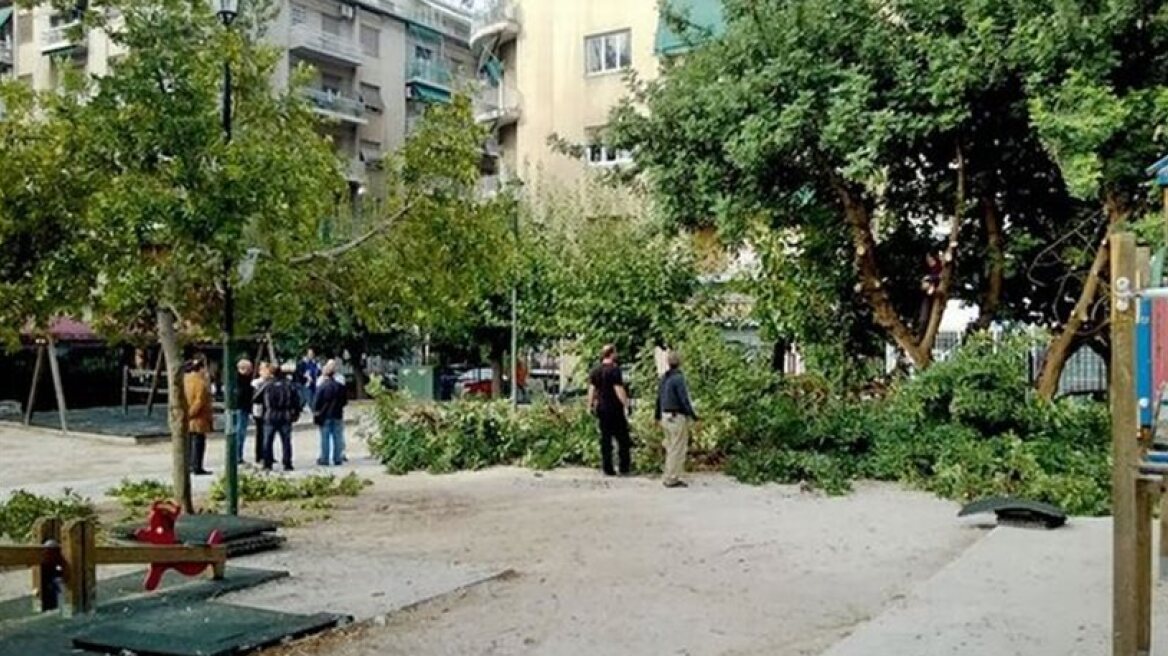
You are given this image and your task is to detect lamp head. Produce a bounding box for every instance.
[213,0,239,26]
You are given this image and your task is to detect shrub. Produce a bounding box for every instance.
[106,478,175,519]
[209,471,371,505]
[0,489,97,542]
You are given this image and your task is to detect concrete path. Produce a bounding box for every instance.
[0,411,376,502]
[824,518,1168,656]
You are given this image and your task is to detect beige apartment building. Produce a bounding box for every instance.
[470,0,720,199]
[8,0,475,196]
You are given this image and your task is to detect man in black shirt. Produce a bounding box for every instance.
[588,344,631,476]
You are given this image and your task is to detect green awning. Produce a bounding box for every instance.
[408,84,451,104]
[481,56,504,85]
[655,0,725,56]
[0,7,13,29]
[407,23,443,44]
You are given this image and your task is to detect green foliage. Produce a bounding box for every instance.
[208,471,371,506]
[106,478,175,518]
[0,490,97,542]
[368,330,1111,515]
[607,0,1168,380]
[367,393,608,474]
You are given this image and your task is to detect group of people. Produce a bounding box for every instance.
[181,348,348,475]
[587,343,699,488]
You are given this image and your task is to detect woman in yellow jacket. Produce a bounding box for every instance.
[183,357,214,476]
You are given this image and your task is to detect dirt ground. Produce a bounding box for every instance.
[254,469,980,656]
[0,422,983,655]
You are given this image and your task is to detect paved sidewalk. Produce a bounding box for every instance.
[823,519,1168,656]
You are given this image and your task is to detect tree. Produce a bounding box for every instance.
[608,0,1168,397]
[2,0,511,510]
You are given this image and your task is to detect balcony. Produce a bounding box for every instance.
[474,84,522,127]
[300,88,367,125]
[406,58,453,103]
[0,41,11,67]
[407,5,472,44]
[288,23,363,68]
[42,21,84,55]
[470,0,520,53]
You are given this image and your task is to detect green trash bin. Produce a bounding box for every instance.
[398,365,437,401]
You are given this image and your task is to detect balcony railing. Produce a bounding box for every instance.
[0,41,12,66]
[470,0,520,50]
[42,21,83,53]
[407,58,453,88]
[407,5,471,42]
[288,23,363,66]
[300,88,366,123]
[474,84,522,126]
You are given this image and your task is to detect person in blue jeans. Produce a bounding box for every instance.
[312,359,348,466]
[232,359,254,463]
[295,348,320,409]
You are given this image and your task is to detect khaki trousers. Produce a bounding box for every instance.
[661,414,691,483]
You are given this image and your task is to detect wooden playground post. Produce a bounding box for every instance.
[60,518,96,617]
[31,517,61,613]
[45,335,68,433]
[146,347,165,416]
[1112,231,1140,656]
[23,341,46,426]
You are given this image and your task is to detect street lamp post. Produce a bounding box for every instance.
[215,0,240,515]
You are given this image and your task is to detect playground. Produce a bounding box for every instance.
[0,417,1162,655]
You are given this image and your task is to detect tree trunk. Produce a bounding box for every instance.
[834,180,931,367]
[974,197,1005,330]
[157,308,193,513]
[919,145,966,356]
[1035,234,1110,401]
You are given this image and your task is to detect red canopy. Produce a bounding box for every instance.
[22,317,100,342]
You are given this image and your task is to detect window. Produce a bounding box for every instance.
[360,25,379,57]
[414,44,434,61]
[585,30,631,75]
[585,143,632,167]
[360,82,383,111]
[17,13,32,44]
[290,4,307,26]
[321,72,344,95]
[321,14,343,36]
[360,139,382,163]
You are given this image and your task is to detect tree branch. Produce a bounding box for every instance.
[288,198,417,265]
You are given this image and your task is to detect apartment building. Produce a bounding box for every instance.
[0,1,13,79]
[9,0,475,196]
[470,0,722,195]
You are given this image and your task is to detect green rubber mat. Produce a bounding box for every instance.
[0,567,288,652]
[72,604,347,656]
[112,513,284,556]
[113,513,280,543]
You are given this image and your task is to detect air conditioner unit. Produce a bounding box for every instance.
[339,4,355,20]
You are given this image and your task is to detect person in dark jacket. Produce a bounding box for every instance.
[233,359,254,464]
[261,362,301,471]
[312,359,348,466]
[655,351,699,488]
